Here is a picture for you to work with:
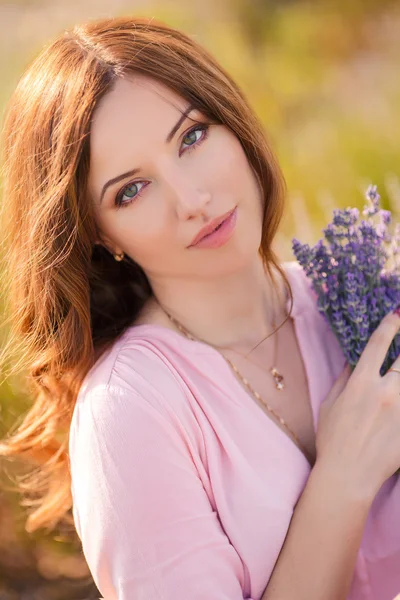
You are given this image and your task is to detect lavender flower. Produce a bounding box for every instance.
[292,184,400,376]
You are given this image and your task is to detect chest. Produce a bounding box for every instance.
[221,317,316,466]
[178,323,316,599]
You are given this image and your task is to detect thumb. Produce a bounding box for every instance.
[321,362,352,412]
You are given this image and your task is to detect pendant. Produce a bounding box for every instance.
[271,367,285,391]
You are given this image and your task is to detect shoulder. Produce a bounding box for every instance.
[80,326,193,391]
[71,325,206,445]
[68,327,209,532]
[282,258,338,336]
[281,260,320,319]
[282,259,347,375]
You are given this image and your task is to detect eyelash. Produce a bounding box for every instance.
[115,123,210,209]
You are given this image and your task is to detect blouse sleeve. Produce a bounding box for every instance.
[69,381,256,600]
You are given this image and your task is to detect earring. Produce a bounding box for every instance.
[113,251,125,261]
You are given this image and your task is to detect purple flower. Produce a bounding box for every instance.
[292,184,400,376]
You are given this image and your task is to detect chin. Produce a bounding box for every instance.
[206,246,260,277]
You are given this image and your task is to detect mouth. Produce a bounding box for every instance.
[188,207,237,247]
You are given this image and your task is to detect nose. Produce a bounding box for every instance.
[161,163,212,220]
[176,188,212,221]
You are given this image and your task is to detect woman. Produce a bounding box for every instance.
[0,15,400,600]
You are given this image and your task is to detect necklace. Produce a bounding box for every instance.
[162,278,286,390]
[222,310,285,392]
[155,295,307,456]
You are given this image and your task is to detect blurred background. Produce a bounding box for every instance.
[0,0,399,598]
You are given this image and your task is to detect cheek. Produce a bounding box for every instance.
[204,132,253,192]
[115,207,175,264]
[209,134,264,223]
[93,203,168,259]
[126,219,163,252]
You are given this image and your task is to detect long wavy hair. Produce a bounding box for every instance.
[0,15,293,536]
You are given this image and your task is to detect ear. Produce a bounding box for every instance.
[94,235,122,256]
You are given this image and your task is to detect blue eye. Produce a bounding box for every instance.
[181,125,206,151]
[115,123,210,208]
[116,181,147,205]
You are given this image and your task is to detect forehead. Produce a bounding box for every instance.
[88,76,192,194]
[90,75,187,155]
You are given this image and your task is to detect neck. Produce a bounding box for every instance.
[147,255,288,355]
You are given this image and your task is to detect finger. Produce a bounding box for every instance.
[385,352,400,379]
[355,310,400,377]
[386,353,400,372]
[384,315,400,374]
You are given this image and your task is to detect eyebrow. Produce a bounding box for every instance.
[98,103,196,204]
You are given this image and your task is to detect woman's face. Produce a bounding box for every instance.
[88,74,264,282]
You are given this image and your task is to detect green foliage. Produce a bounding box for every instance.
[203,0,400,238]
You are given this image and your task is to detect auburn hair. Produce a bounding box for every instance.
[0,15,292,535]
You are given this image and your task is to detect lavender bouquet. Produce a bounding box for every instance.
[292,185,400,376]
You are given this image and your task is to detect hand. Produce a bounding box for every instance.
[316,309,400,500]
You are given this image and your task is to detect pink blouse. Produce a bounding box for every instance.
[69,260,400,600]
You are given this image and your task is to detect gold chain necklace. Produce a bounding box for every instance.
[161,278,286,391]
[155,300,306,455]
[221,312,285,391]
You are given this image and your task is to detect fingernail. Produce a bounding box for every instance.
[393,306,400,318]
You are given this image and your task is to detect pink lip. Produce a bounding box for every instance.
[188,207,238,249]
[188,208,236,247]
